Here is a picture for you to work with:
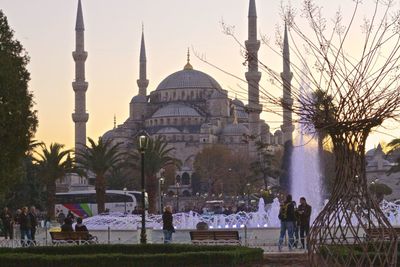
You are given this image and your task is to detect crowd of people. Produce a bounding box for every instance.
[0,206,40,245]
[1,195,312,250]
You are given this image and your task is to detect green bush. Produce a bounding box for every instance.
[0,244,263,267]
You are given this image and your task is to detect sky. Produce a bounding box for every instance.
[1,0,399,151]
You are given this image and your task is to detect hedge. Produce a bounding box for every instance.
[0,244,263,267]
[319,242,398,266]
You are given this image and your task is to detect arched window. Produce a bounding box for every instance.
[182,172,190,185]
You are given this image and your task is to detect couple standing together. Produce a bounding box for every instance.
[278,194,312,251]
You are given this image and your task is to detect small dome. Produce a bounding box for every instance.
[232,98,244,107]
[222,123,249,136]
[152,103,201,118]
[102,129,115,141]
[157,127,181,134]
[130,94,147,103]
[156,69,222,91]
[366,148,375,157]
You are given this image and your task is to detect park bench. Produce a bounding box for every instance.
[189,230,240,245]
[365,227,400,240]
[50,231,98,245]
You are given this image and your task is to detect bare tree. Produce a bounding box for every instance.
[196,0,400,265]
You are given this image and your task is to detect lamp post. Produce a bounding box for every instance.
[139,134,149,244]
[123,187,127,213]
[176,182,180,212]
[159,177,165,213]
[246,183,251,211]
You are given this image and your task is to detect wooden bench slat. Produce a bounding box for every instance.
[190,230,240,245]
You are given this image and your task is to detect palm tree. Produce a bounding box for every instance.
[75,137,124,214]
[130,136,181,213]
[35,143,73,219]
[387,138,400,174]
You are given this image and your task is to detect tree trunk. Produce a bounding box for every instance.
[308,132,397,267]
[47,182,56,220]
[95,174,106,214]
[146,174,158,214]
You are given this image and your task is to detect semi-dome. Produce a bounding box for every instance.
[156,69,222,91]
[152,103,201,118]
[130,94,147,103]
[222,123,249,136]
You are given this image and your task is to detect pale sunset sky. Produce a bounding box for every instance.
[1,0,399,151]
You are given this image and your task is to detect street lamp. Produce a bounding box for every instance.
[246,183,251,210]
[139,133,149,244]
[159,177,165,213]
[123,187,127,213]
[176,182,181,212]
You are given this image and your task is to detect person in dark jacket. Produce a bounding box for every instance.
[75,217,88,232]
[162,206,174,244]
[297,197,312,249]
[67,210,75,223]
[28,206,38,242]
[0,207,14,239]
[278,194,295,251]
[19,207,32,245]
[61,218,73,232]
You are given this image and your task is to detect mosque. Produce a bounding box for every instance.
[59,0,295,193]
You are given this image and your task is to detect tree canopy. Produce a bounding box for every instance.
[0,10,38,191]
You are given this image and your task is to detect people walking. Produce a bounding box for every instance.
[278,194,295,251]
[19,207,32,246]
[297,197,312,249]
[162,206,175,244]
[57,210,66,225]
[0,207,14,239]
[28,206,38,242]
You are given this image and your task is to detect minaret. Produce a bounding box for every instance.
[72,0,89,152]
[137,26,149,96]
[280,23,294,144]
[245,0,262,156]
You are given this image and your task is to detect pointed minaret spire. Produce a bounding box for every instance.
[184,48,193,70]
[245,0,262,157]
[113,114,116,129]
[72,0,89,153]
[137,25,149,96]
[75,0,84,31]
[280,22,294,144]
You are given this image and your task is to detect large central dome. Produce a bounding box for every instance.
[156,69,222,91]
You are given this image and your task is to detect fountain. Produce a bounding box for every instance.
[81,198,400,231]
[290,79,323,221]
